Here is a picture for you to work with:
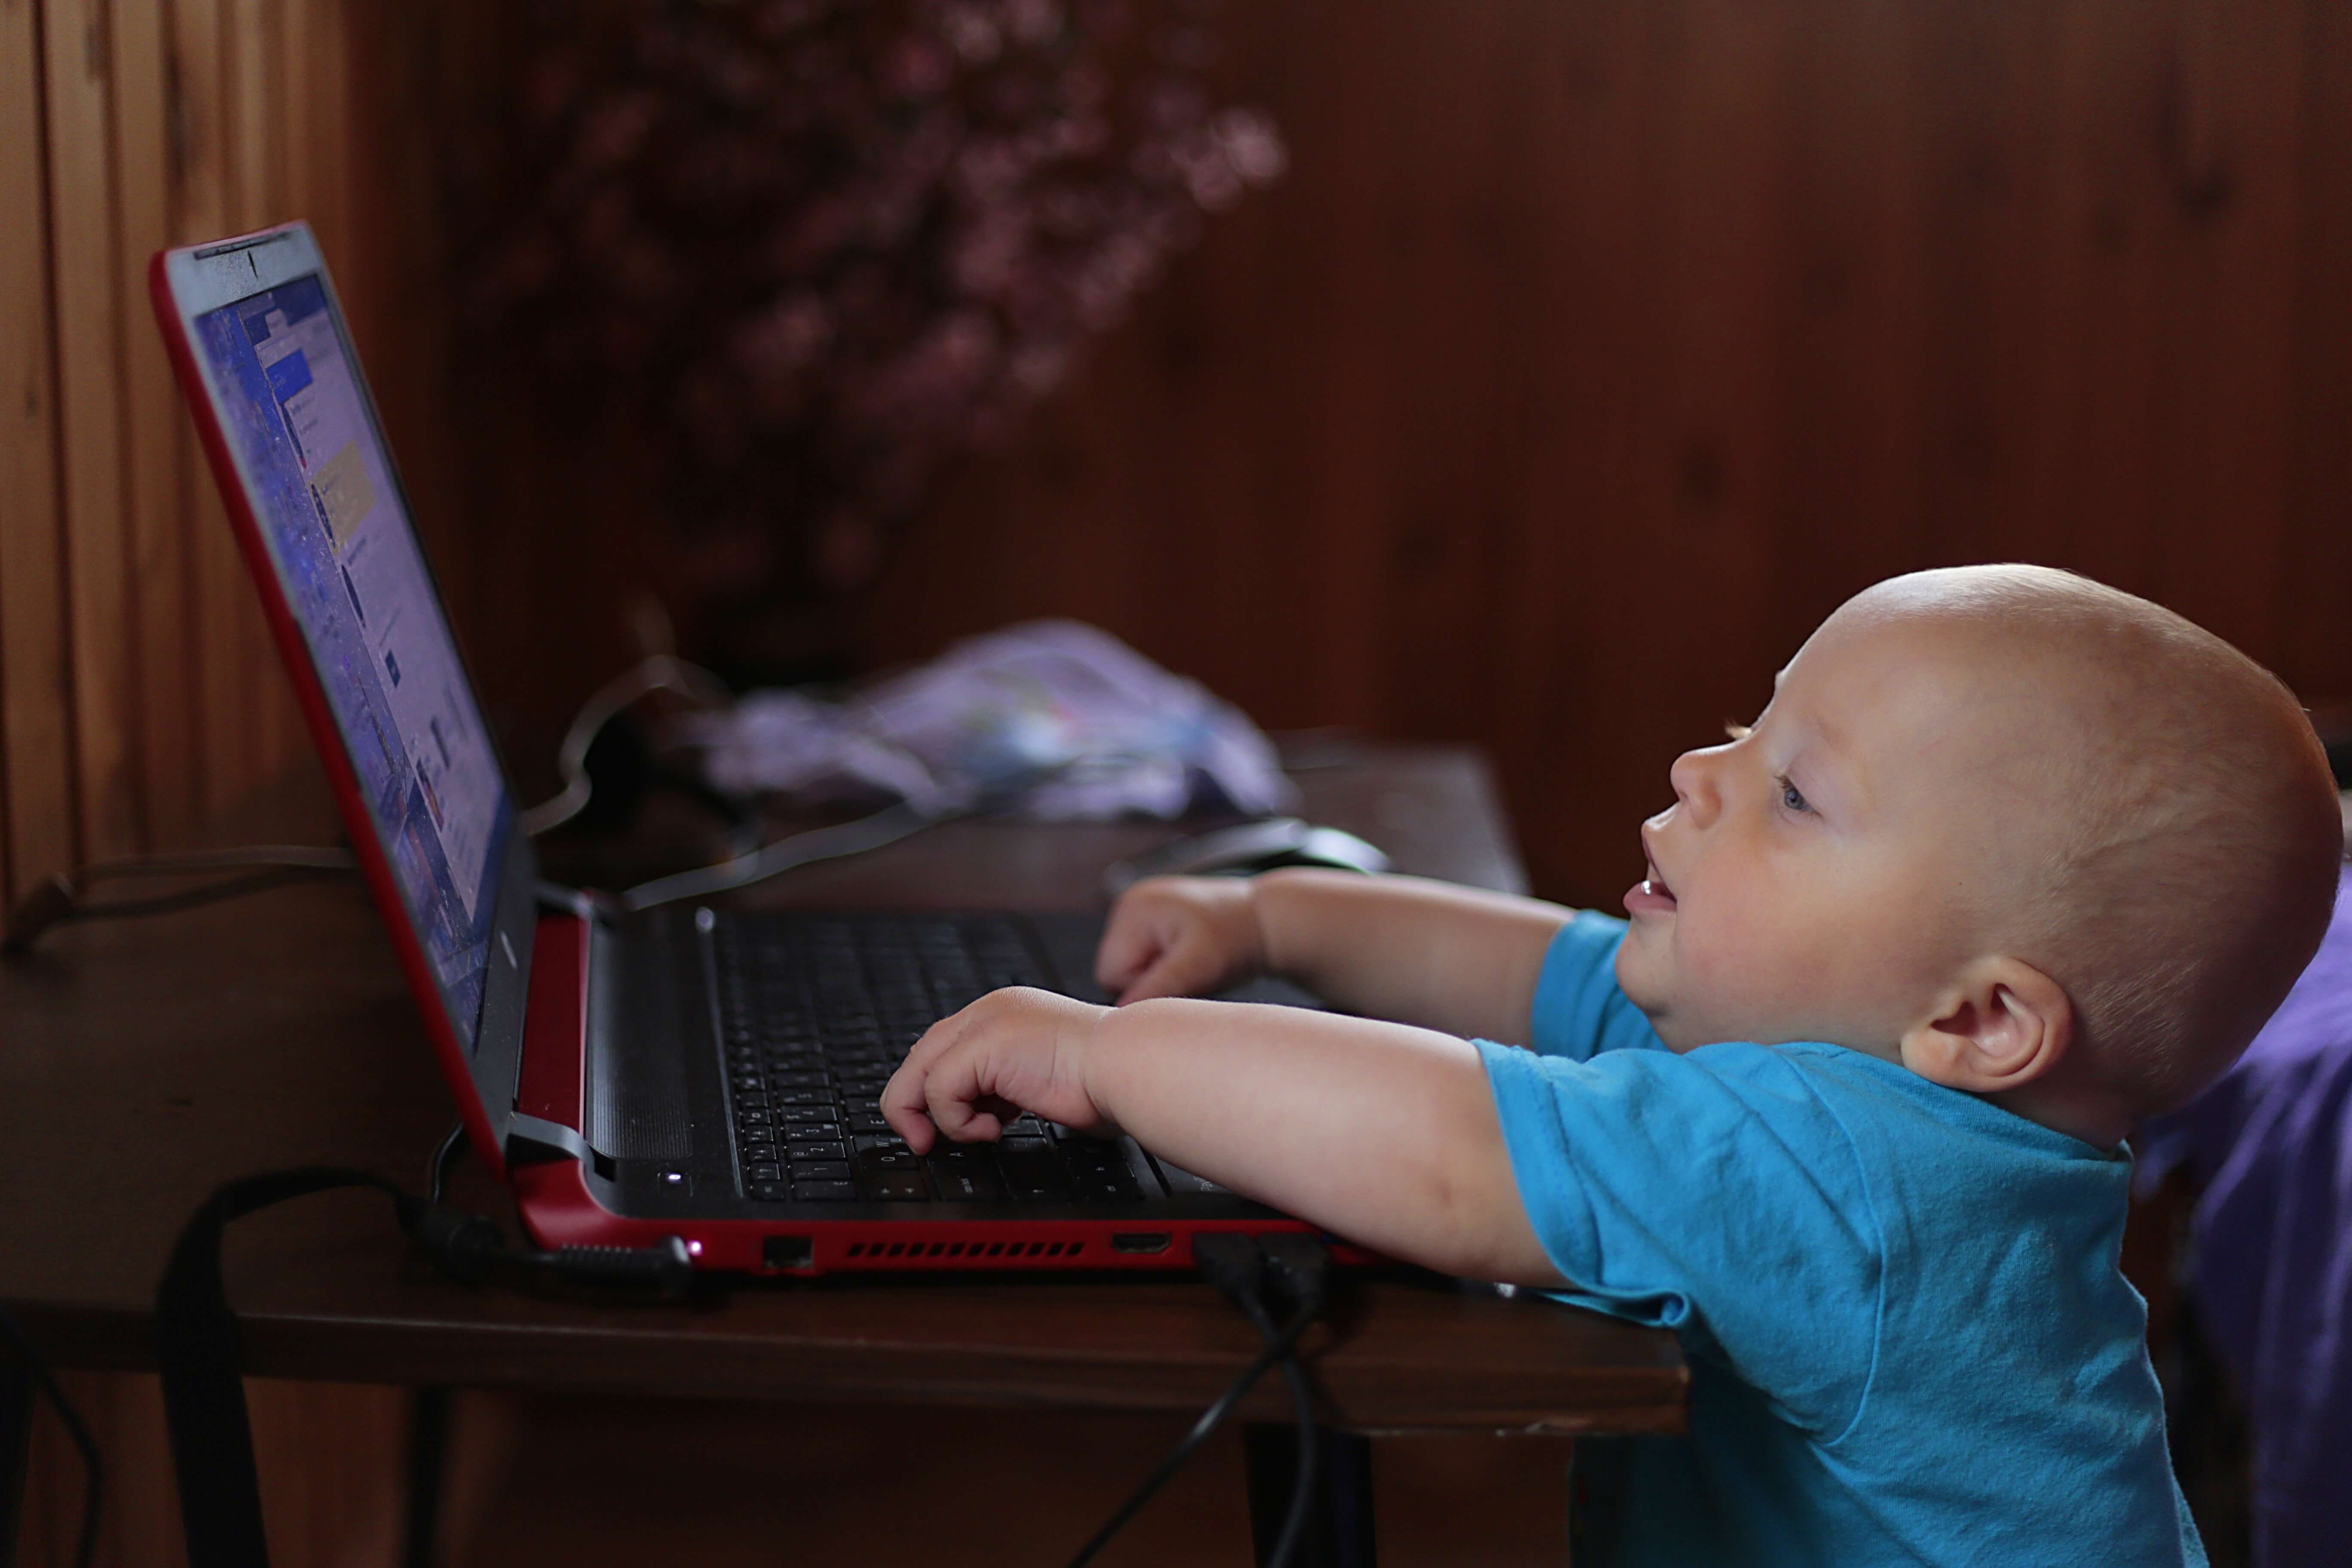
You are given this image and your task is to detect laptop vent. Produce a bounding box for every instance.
[840,1238,1087,1262]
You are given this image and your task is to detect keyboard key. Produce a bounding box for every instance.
[927,1151,1007,1202]
[750,1181,790,1202]
[1062,1143,1122,1167]
[746,1162,781,1182]
[714,913,1091,1197]
[858,1169,931,1201]
[995,1144,1075,1202]
[794,1179,858,1201]
[1079,1173,1145,1202]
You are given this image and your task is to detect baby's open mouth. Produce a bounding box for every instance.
[1626,830,1677,917]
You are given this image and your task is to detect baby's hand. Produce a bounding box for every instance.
[880,987,1115,1154]
[1094,875,1267,1004]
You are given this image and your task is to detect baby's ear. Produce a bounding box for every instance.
[1899,957,2073,1095]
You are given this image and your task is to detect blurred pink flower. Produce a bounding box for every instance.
[453,0,1282,653]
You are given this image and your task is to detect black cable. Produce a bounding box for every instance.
[62,868,331,921]
[156,1164,695,1568]
[3,847,356,953]
[427,1123,466,1207]
[0,1301,103,1568]
[1063,1234,1331,1568]
[1239,1234,1330,1568]
[1229,1283,1319,1568]
[1061,1295,1322,1568]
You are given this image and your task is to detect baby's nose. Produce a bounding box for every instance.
[1668,747,1724,825]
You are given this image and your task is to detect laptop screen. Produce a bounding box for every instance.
[194,274,510,1050]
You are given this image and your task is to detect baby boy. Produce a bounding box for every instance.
[882,565,2344,1565]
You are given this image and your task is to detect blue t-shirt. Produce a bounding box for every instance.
[1476,913,2204,1567]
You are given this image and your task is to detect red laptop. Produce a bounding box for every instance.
[151,222,1322,1275]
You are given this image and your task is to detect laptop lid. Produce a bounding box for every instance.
[151,223,539,1177]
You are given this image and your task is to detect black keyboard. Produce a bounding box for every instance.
[709,913,1148,1206]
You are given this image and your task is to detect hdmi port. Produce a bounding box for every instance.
[1111,1232,1172,1255]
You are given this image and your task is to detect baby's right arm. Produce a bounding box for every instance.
[1095,869,1572,1043]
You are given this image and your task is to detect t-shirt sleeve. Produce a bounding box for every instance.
[1526,912,1671,1061]
[1476,1037,1885,1440]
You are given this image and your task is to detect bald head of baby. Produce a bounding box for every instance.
[1614,564,2342,1141]
[1863,567,2343,1115]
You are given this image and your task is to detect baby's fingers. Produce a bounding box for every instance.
[923,1054,1004,1145]
[1115,944,1209,1005]
[882,1012,969,1151]
[1094,904,1174,993]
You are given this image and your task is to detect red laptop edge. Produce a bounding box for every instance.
[151,221,1337,1276]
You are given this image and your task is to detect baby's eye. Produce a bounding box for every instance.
[1778,777,1810,814]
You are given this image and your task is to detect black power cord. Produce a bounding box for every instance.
[2,846,359,954]
[155,1163,695,1568]
[1065,1232,1331,1568]
[1253,1234,1334,1567]
[1,1302,103,1568]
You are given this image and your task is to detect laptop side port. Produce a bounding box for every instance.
[1111,1232,1172,1255]
[763,1234,814,1270]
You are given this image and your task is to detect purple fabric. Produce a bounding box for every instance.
[2139,866,2352,1568]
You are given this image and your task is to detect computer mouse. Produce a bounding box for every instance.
[1101,818,1391,897]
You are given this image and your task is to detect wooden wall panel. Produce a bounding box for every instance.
[42,0,141,864]
[111,0,201,851]
[6,1,444,1557]
[844,0,2352,906]
[1,0,79,897]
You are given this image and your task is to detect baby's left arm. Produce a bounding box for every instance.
[879,987,1565,1285]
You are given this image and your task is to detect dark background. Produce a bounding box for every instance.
[429,0,2352,907]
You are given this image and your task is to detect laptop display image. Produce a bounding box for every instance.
[152,221,1326,1276]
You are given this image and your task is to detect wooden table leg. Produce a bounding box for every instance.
[1244,1423,1377,1568]
[0,1357,31,1568]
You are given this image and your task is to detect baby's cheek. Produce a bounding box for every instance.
[1679,910,1815,1022]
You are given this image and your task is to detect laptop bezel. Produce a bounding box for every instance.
[150,222,539,1179]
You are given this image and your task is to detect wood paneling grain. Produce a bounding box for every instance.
[0,0,79,897]
[165,0,252,824]
[43,0,143,864]
[225,0,295,775]
[9,2,445,1558]
[110,0,200,850]
[845,0,2352,905]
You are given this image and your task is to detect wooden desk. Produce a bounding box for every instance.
[0,743,1683,1562]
